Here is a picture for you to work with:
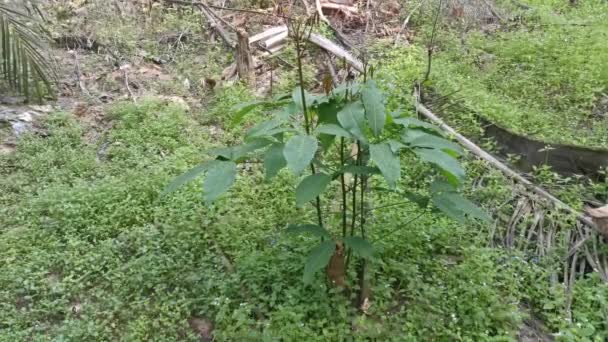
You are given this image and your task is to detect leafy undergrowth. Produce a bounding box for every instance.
[377,42,608,338]
[431,0,608,148]
[0,92,547,340]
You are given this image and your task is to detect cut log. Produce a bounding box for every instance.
[320,2,358,15]
[262,30,288,49]
[249,25,287,44]
[236,29,255,85]
[328,0,354,5]
[307,33,363,72]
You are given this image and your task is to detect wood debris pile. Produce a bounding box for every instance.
[165,0,415,95]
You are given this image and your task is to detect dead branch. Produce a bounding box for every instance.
[414,93,596,233]
[316,0,328,23]
[72,51,90,97]
[325,52,338,84]
[120,64,137,103]
[301,0,312,16]
[163,0,287,18]
[307,33,363,72]
[393,2,421,46]
[482,0,504,22]
[199,4,235,48]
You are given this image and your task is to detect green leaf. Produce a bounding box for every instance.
[274,102,298,121]
[303,241,335,284]
[414,148,465,185]
[361,80,385,136]
[203,160,237,203]
[343,236,374,259]
[161,162,210,196]
[231,100,266,124]
[263,143,286,180]
[208,139,272,161]
[404,131,463,155]
[315,124,352,138]
[394,117,444,135]
[231,98,292,124]
[317,99,341,125]
[292,87,324,110]
[0,7,56,99]
[332,82,361,98]
[337,100,367,142]
[296,173,332,207]
[245,119,284,139]
[387,139,406,153]
[286,224,331,239]
[370,143,400,188]
[431,184,490,223]
[283,135,318,175]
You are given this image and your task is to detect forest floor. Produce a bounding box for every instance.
[1,0,607,340]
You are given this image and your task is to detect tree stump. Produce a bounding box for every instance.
[236,29,255,85]
[587,205,608,238]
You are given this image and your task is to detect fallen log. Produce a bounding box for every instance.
[307,33,363,72]
[262,30,288,49]
[249,25,287,44]
[413,92,596,233]
[199,3,235,48]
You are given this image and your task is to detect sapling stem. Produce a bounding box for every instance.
[340,137,348,237]
[293,19,324,228]
[423,0,443,86]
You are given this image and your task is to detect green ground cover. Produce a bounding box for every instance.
[0,90,605,340]
[2,0,608,339]
[430,0,608,147]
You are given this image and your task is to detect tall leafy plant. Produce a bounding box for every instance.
[164,18,488,304]
[0,1,54,100]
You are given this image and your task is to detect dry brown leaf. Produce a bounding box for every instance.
[189,317,213,342]
[137,65,172,81]
[326,242,346,288]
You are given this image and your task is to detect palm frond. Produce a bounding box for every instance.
[0,3,55,101]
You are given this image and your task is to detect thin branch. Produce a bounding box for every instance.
[423,0,443,85]
[373,211,426,243]
[340,138,348,237]
[413,87,598,254]
[393,2,422,46]
[293,21,324,228]
[120,65,137,103]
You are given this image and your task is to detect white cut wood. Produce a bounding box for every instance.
[328,0,354,5]
[307,33,363,71]
[321,2,358,14]
[316,0,329,23]
[262,30,288,49]
[249,26,287,44]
